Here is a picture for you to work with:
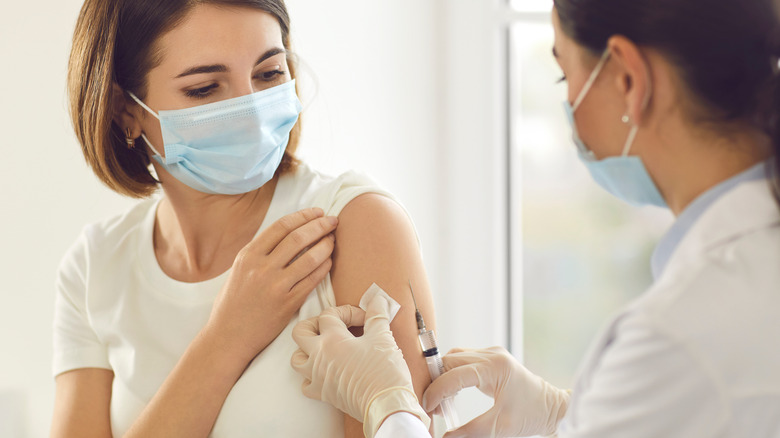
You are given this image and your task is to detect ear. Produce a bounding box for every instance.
[607,36,653,126]
[111,83,144,139]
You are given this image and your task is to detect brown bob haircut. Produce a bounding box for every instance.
[68,0,301,198]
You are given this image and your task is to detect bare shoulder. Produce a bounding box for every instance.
[337,193,415,241]
[330,193,420,306]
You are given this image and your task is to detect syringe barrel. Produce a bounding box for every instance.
[439,397,460,431]
[417,329,460,430]
[419,330,445,377]
[425,354,443,380]
[418,329,438,351]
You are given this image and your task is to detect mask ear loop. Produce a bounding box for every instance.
[127,92,160,120]
[572,50,611,111]
[621,58,654,157]
[621,126,640,157]
[127,92,166,159]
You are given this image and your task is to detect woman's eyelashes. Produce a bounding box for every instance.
[182,70,287,99]
[184,83,218,99]
[259,69,285,81]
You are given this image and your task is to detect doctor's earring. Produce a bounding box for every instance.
[621,114,631,124]
[125,128,135,149]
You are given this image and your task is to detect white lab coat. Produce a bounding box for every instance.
[379,178,780,437]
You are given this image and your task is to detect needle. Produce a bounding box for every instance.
[409,280,426,331]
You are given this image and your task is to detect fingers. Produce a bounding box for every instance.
[301,377,322,401]
[362,292,394,334]
[318,305,365,335]
[291,305,364,354]
[252,208,328,254]
[298,373,323,402]
[286,233,335,283]
[290,348,312,378]
[272,215,339,266]
[422,365,479,412]
[289,257,333,301]
[441,349,488,371]
[292,316,320,353]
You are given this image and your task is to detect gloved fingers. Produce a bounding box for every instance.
[291,316,320,353]
[445,347,472,355]
[486,345,510,354]
[290,348,312,379]
[300,377,323,401]
[422,365,479,412]
[362,292,394,334]
[441,349,491,371]
[442,406,499,438]
[318,305,365,336]
[445,345,507,358]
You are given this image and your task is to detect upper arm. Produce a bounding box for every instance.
[330,194,436,436]
[561,318,726,438]
[52,233,115,437]
[51,368,114,438]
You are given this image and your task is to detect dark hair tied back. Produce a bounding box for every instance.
[764,27,780,201]
[767,27,780,58]
[554,0,780,206]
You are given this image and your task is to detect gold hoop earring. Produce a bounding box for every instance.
[125,128,135,149]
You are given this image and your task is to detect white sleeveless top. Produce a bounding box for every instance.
[52,163,394,437]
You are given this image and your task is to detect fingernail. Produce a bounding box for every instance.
[312,207,324,216]
[328,216,339,226]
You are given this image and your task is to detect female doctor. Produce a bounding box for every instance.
[291,0,780,436]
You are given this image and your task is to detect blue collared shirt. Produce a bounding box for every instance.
[651,160,772,280]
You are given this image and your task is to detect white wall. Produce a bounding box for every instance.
[1,1,139,436]
[0,1,506,436]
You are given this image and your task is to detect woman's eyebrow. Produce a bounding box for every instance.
[175,64,227,78]
[255,47,286,66]
[175,47,287,79]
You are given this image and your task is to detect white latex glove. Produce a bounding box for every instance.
[422,346,570,438]
[291,292,431,438]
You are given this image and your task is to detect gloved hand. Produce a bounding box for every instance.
[423,346,570,438]
[291,293,431,438]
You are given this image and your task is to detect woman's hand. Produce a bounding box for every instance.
[205,207,338,363]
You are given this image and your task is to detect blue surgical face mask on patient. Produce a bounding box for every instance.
[129,80,302,195]
[563,51,667,208]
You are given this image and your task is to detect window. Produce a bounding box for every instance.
[431,2,673,431]
[507,3,673,388]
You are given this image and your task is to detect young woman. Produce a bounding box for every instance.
[50,1,436,437]
[291,0,780,437]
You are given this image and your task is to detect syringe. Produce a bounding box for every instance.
[409,281,460,431]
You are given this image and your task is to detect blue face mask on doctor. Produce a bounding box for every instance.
[563,51,667,208]
[129,80,302,195]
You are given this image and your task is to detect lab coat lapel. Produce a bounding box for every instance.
[565,178,780,427]
[660,179,780,283]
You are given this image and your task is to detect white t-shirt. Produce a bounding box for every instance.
[52,163,394,437]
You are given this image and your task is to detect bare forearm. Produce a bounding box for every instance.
[123,329,250,438]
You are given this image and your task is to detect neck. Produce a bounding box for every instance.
[154,176,278,281]
[649,122,772,216]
